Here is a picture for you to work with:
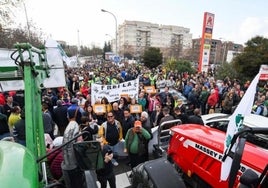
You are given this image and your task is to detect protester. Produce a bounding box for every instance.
[53,100,69,136]
[0,106,11,140]
[3,94,19,118]
[13,108,26,146]
[150,104,164,127]
[79,116,98,141]
[187,108,204,125]
[199,85,209,115]
[42,103,55,139]
[173,106,188,124]
[118,97,128,111]
[124,120,151,168]
[83,104,98,125]
[61,104,84,188]
[206,86,219,114]
[8,106,21,136]
[67,98,83,124]
[111,102,124,126]
[101,97,112,114]
[140,111,153,161]
[96,143,117,188]
[147,93,161,116]
[121,108,135,139]
[159,106,175,130]
[98,111,123,166]
[47,136,64,181]
[221,91,234,114]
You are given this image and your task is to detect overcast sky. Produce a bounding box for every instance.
[15,0,268,47]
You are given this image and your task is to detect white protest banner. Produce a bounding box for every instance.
[91,78,139,105]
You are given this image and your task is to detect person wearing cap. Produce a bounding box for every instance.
[124,120,151,168]
[67,98,83,124]
[61,102,83,188]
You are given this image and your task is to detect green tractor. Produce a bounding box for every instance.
[0,43,101,188]
[0,43,49,187]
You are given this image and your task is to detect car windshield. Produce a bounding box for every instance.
[203,114,268,150]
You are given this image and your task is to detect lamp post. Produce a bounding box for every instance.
[101,9,118,55]
[105,33,113,39]
[23,2,31,42]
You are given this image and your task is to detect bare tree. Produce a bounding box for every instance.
[0,0,22,28]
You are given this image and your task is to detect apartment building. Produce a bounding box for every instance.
[192,38,244,65]
[118,20,192,61]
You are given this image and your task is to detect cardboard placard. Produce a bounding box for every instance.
[93,104,106,113]
[130,104,142,113]
[144,86,156,93]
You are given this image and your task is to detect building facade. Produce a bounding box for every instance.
[192,38,244,66]
[118,20,192,61]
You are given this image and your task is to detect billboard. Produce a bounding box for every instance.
[198,12,215,72]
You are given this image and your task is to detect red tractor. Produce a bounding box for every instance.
[167,124,268,188]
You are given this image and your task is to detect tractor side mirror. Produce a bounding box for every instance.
[238,169,259,188]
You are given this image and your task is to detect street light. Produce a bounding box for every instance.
[101,9,118,55]
[23,2,31,42]
[105,33,113,40]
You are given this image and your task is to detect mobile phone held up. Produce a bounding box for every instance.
[107,149,113,155]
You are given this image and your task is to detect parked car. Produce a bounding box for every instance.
[159,88,193,114]
[159,88,188,105]
[201,113,268,149]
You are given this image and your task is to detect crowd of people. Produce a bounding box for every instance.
[1,60,268,187]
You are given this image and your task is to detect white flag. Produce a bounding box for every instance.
[220,71,261,180]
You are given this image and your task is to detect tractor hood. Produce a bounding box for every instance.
[0,141,39,188]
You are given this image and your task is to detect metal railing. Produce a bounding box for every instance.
[153,119,182,157]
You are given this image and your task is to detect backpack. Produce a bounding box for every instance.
[261,104,268,117]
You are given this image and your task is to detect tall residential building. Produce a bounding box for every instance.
[192,38,244,65]
[118,20,192,61]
